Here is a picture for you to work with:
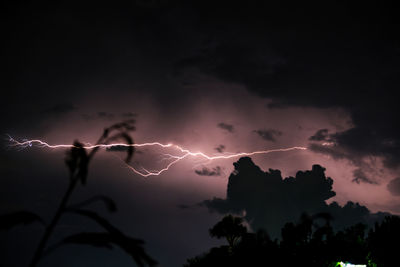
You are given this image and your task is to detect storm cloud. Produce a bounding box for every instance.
[2,1,400,266]
[308,129,389,185]
[174,1,400,187]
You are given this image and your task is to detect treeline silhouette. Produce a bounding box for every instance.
[185,213,400,267]
[203,157,390,239]
[191,157,399,266]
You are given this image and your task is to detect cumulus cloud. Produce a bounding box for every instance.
[203,157,388,238]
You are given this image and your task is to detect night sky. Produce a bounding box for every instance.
[1,1,400,266]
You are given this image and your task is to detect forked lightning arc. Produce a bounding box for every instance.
[7,136,307,177]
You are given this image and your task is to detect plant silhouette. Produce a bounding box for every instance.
[0,121,156,267]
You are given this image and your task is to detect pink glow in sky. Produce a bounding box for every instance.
[9,83,399,215]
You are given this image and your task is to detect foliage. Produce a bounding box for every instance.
[367,215,400,267]
[0,121,156,267]
[184,213,393,267]
[208,214,247,248]
[0,211,44,230]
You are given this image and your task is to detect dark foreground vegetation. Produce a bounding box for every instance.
[0,122,156,267]
[185,213,400,267]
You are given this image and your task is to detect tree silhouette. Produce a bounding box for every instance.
[1,121,156,267]
[209,214,247,248]
[203,157,388,238]
[368,215,400,266]
[185,211,386,266]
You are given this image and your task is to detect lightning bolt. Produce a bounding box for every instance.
[6,135,307,177]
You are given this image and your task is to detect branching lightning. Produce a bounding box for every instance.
[7,135,307,177]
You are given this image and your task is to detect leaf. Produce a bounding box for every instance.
[68,195,117,213]
[66,209,156,266]
[107,120,136,133]
[106,132,135,163]
[65,141,89,184]
[119,133,134,163]
[59,232,114,249]
[51,232,156,266]
[0,211,44,230]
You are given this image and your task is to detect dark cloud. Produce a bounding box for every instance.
[203,157,387,238]
[253,129,282,142]
[214,144,226,153]
[309,129,330,141]
[195,166,222,176]
[82,113,112,121]
[352,168,377,185]
[217,123,234,133]
[2,2,400,265]
[98,111,115,120]
[309,129,390,185]
[43,103,75,115]
[332,127,400,170]
[82,112,137,122]
[177,203,202,210]
[174,1,400,172]
[121,112,137,118]
[387,177,400,196]
[308,143,347,160]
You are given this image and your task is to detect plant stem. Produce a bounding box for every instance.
[29,127,115,266]
[29,177,79,267]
